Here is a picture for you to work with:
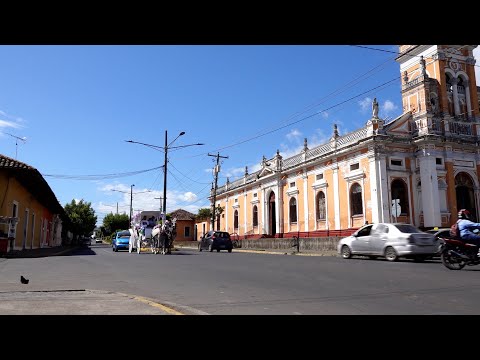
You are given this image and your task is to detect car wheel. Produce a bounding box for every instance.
[384,246,398,261]
[209,244,213,252]
[341,245,352,259]
[217,249,220,252]
[112,246,115,252]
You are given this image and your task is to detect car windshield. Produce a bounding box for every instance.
[394,224,421,233]
[118,230,130,237]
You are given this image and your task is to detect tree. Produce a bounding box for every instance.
[64,199,97,243]
[197,208,212,220]
[102,213,129,235]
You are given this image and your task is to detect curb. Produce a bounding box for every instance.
[175,246,337,257]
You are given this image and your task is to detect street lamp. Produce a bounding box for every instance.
[1,132,27,160]
[130,184,134,225]
[111,187,152,225]
[126,131,204,223]
[154,196,163,214]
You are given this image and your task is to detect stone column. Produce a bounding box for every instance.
[261,188,266,235]
[418,150,441,227]
[276,179,283,236]
[302,172,309,231]
[368,152,380,223]
[464,79,472,118]
[333,164,340,229]
[451,77,460,117]
[243,190,247,236]
[378,155,389,223]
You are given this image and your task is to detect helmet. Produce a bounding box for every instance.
[458,209,471,220]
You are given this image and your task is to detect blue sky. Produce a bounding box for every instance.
[1,45,479,226]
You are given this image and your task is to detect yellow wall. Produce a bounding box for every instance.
[0,174,52,249]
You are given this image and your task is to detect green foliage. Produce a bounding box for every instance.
[64,199,97,239]
[197,208,211,220]
[102,213,129,235]
[215,205,224,216]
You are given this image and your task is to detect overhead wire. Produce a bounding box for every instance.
[42,165,164,180]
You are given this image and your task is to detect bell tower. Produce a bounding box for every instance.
[396,45,479,136]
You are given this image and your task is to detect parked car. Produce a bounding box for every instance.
[112,230,131,252]
[337,223,438,261]
[424,228,452,256]
[199,231,233,252]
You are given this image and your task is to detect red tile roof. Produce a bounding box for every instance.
[0,154,65,216]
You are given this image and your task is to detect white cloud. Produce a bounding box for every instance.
[358,97,372,113]
[224,166,246,178]
[322,111,329,119]
[180,192,197,202]
[0,119,22,129]
[286,129,302,141]
[474,47,480,86]
[382,100,398,115]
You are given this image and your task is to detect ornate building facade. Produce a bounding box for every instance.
[211,45,480,238]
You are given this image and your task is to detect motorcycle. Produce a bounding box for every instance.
[440,236,480,270]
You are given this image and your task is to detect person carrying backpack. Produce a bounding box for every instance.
[456,209,480,246]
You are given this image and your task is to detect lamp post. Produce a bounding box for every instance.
[130,184,135,225]
[111,187,152,225]
[154,196,163,213]
[2,132,27,160]
[125,131,204,224]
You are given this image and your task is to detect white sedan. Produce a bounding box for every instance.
[337,223,438,262]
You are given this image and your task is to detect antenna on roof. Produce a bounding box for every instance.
[2,132,27,160]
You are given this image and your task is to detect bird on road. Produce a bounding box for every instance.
[20,275,29,284]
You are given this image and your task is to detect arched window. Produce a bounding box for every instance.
[234,210,239,230]
[316,191,326,220]
[391,179,409,215]
[350,183,363,216]
[289,197,297,223]
[252,205,258,227]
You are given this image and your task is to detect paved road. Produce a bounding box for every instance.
[2,243,480,315]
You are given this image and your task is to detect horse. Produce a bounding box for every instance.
[151,220,177,255]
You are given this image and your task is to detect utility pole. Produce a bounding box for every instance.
[130,184,135,226]
[116,202,118,214]
[154,197,163,223]
[208,152,228,231]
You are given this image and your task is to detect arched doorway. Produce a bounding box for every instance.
[268,191,276,236]
[455,172,477,221]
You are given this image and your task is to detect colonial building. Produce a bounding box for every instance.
[0,154,65,250]
[168,208,196,241]
[211,45,480,238]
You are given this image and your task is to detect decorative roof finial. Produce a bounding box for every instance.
[245,166,248,176]
[333,123,339,138]
[303,138,308,152]
[372,98,379,119]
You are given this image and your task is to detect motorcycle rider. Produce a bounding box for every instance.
[457,209,480,247]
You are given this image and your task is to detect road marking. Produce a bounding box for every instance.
[132,295,184,315]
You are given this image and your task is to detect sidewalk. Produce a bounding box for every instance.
[3,245,79,259]
[0,243,336,315]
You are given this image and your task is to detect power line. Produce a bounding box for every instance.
[168,161,211,184]
[42,165,164,180]
[202,76,400,153]
[350,45,480,68]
